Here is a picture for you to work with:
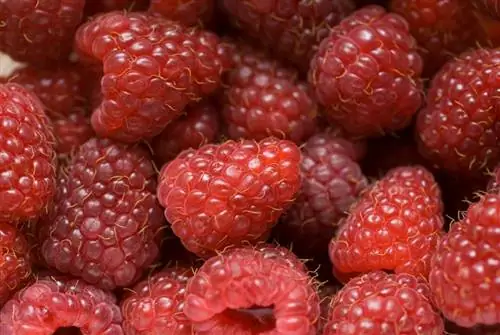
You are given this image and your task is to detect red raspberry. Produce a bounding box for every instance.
[0,0,85,65]
[52,112,94,155]
[40,138,165,289]
[0,277,123,334]
[473,0,500,20]
[488,165,500,192]
[309,5,423,138]
[446,322,500,335]
[157,137,301,257]
[219,0,355,72]
[152,100,220,165]
[121,266,194,335]
[84,0,149,16]
[416,48,500,176]
[323,271,444,335]
[0,83,57,223]
[149,0,214,26]
[329,166,444,282]
[0,223,31,306]
[429,193,500,327]
[75,11,232,143]
[183,245,320,334]
[277,132,368,257]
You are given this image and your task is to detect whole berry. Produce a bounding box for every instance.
[75,11,232,143]
[309,5,423,138]
[0,83,57,223]
[40,138,165,289]
[183,245,320,334]
[329,166,444,282]
[0,0,85,65]
[149,0,214,26]
[416,48,500,176]
[152,100,220,165]
[121,266,194,335]
[157,137,301,257]
[473,0,500,20]
[429,194,500,327]
[0,277,123,334]
[323,271,444,335]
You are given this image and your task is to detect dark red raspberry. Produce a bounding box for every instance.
[488,165,500,192]
[152,100,220,165]
[84,0,149,16]
[157,137,301,257]
[309,5,423,138]
[149,0,214,26]
[121,266,194,335]
[277,132,368,257]
[75,11,232,143]
[323,271,444,335]
[0,83,57,224]
[446,321,500,335]
[52,112,94,155]
[0,0,85,65]
[473,0,500,20]
[429,193,500,327]
[329,166,444,282]
[0,277,123,334]
[219,0,355,72]
[40,138,165,289]
[183,245,320,334]
[416,48,500,176]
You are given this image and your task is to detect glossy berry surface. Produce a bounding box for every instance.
[149,0,214,26]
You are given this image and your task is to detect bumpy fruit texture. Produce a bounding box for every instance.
[219,0,356,72]
[75,11,232,143]
[157,137,301,257]
[0,0,85,65]
[52,112,94,155]
[40,138,165,290]
[152,100,220,165]
[488,165,500,192]
[0,277,123,334]
[309,5,423,138]
[0,83,57,223]
[329,166,444,281]
[429,194,500,327]
[473,0,500,20]
[183,245,320,334]
[84,0,149,15]
[149,0,214,26]
[121,266,194,335]
[323,271,444,335]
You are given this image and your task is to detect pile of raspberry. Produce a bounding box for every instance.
[0,0,498,334]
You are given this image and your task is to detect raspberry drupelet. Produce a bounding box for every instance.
[149,0,214,27]
[40,138,165,290]
[157,137,301,257]
[75,11,232,143]
[309,5,423,138]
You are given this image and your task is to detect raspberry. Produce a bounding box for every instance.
[183,245,320,334]
[84,0,149,16]
[0,277,123,334]
[52,112,94,156]
[40,138,165,289]
[390,0,481,76]
[152,100,220,165]
[0,83,57,223]
[488,165,500,193]
[0,0,85,65]
[473,0,500,20]
[219,0,356,72]
[429,193,500,327]
[149,0,214,26]
[329,166,444,282]
[0,223,31,306]
[157,137,301,257]
[277,132,368,257]
[446,322,500,335]
[121,266,194,335]
[309,5,423,138]
[323,271,444,335]
[75,11,232,143]
[416,48,500,176]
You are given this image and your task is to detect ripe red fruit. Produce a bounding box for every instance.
[0,277,123,334]
[0,0,85,65]
[52,112,94,155]
[488,165,500,192]
[40,138,165,289]
[75,11,232,143]
[121,266,194,335]
[149,0,214,26]
[416,48,500,176]
[429,193,500,327]
[0,83,57,223]
[84,0,149,16]
[473,0,500,20]
[157,137,301,257]
[183,245,320,334]
[329,166,444,282]
[323,271,444,335]
[309,5,423,138]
